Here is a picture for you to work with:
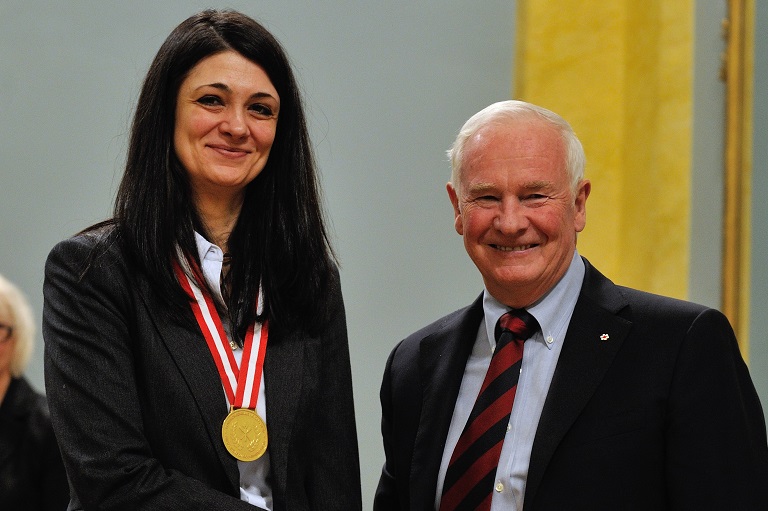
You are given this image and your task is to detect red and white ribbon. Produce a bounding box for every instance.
[173,257,267,410]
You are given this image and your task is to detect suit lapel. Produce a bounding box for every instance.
[138,277,307,497]
[262,326,306,496]
[411,295,484,510]
[135,277,241,491]
[525,261,632,504]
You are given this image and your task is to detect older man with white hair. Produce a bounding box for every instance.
[375,100,768,511]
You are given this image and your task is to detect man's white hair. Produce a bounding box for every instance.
[447,100,586,195]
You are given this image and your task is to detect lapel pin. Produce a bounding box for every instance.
[600,333,610,341]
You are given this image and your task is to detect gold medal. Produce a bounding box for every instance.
[222,408,268,461]
[174,259,270,463]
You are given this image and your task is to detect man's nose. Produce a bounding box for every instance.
[493,199,529,233]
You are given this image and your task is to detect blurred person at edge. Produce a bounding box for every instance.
[42,10,360,511]
[0,273,69,510]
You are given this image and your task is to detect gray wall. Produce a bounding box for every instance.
[0,1,516,504]
[688,1,768,426]
[690,1,726,309]
[689,0,767,434]
[750,0,768,425]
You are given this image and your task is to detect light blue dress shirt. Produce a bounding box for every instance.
[435,251,585,511]
[195,232,273,510]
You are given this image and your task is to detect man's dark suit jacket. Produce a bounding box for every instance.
[0,377,69,510]
[43,228,361,511]
[375,258,768,510]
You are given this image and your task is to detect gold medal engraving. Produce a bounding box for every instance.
[222,408,268,461]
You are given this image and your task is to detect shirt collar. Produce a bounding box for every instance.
[194,231,224,265]
[193,231,226,304]
[483,250,585,350]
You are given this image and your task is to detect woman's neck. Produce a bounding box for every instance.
[0,371,11,406]
[194,192,244,252]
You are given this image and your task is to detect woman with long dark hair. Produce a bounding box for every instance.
[43,10,361,510]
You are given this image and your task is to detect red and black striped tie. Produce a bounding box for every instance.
[439,309,539,511]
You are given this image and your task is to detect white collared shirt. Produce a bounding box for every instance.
[435,251,585,511]
[195,232,273,509]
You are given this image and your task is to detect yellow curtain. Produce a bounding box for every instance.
[514,0,694,300]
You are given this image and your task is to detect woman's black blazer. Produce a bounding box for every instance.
[43,228,361,510]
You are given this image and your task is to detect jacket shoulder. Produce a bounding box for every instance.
[581,258,713,323]
[46,224,129,277]
[399,297,480,347]
[387,295,483,375]
[615,284,714,325]
[47,223,119,260]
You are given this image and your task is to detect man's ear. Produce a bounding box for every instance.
[573,179,591,233]
[447,182,463,235]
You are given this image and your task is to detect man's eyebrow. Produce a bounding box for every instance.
[466,182,497,194]
[468,181,552,192]
[522,180,552,190]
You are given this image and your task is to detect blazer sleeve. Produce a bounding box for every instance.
[665,308,768,509]
[43,235,261,511]
[36,393,70,510]
[373,344,403,511]
[304,269,362,510]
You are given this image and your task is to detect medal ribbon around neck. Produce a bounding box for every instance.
[173,256,269,460]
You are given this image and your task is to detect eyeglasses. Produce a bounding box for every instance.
[0,323,13,343]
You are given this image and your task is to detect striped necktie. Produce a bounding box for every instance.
[439,308,540,511]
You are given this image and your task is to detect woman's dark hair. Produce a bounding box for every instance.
[109,9,335,339]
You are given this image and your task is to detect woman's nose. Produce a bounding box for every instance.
[220,110,249,138]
